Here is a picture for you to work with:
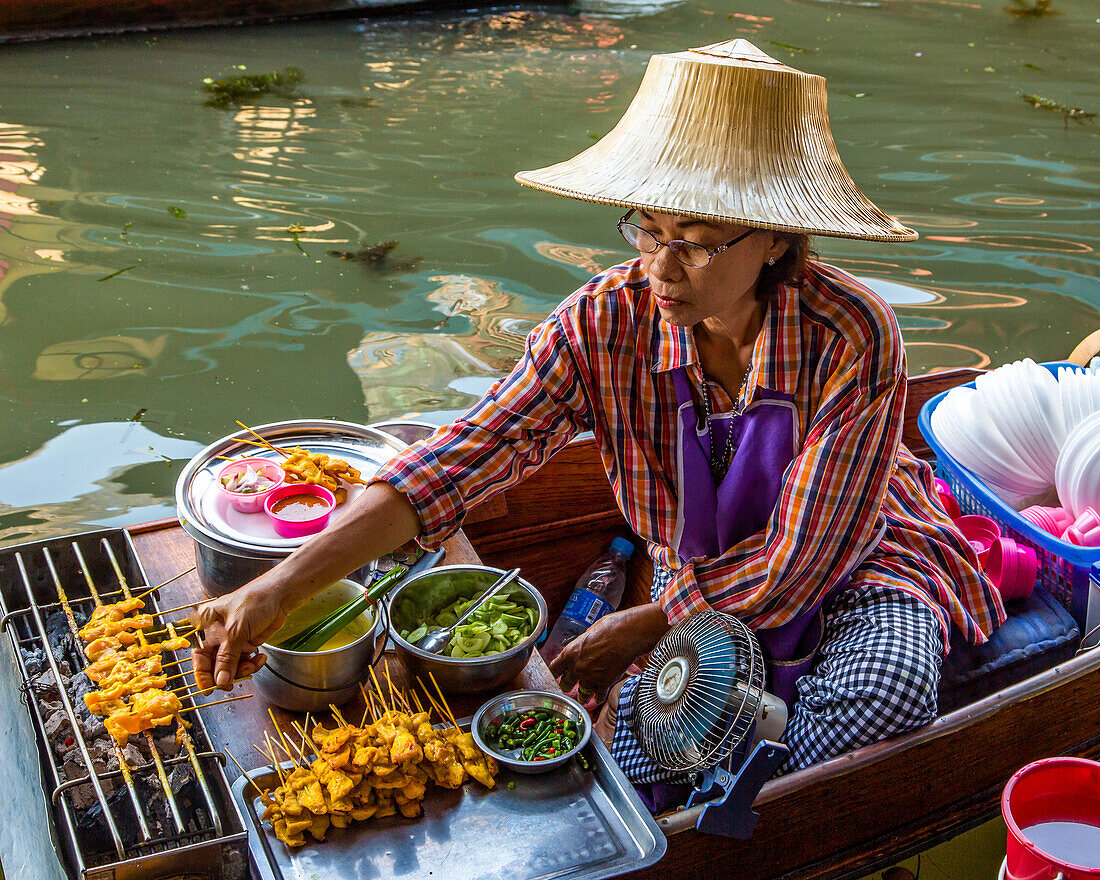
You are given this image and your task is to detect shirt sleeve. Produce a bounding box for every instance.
[372,312,593,548]
[660,317,907,629]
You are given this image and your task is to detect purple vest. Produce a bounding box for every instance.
[671,367,837,705]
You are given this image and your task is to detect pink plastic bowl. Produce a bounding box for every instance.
[987,537,1038,601]
[216,457,285,514]
[955,515,1002,568]
[263,483,336,538]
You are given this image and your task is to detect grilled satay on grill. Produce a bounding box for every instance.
[78,613,156,644]
[104,689,184,746]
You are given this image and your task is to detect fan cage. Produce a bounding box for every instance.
[634,610,765,772]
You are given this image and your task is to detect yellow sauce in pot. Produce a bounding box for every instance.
[269,578,374,651]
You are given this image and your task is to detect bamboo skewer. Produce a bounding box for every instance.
[258,741,286,785]
[291,720,319,756]
[178,693,254,713]
[427,672,460,729]
[224,747,265,798]
[369,666,391,715]
[235,421,291,458]
[269,708,301,769]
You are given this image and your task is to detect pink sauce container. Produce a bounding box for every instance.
[264,483,336,538]
[216,457,285,514]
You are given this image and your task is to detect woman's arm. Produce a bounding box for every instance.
[191,481,421,690]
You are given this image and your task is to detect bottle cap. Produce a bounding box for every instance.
[610,537,636,558]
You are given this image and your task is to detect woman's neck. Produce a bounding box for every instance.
[694,296,766,395]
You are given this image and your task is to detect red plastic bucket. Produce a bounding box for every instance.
[1001,758,1100,879]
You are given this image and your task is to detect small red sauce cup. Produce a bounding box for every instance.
[263,483,336,538]
[216,457,285,514]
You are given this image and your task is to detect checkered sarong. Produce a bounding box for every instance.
[610,568,944,783]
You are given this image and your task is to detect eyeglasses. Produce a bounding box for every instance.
[617,210,755,269]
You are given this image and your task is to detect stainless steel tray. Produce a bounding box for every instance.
[232,723,666,880]
[175,420,407,555]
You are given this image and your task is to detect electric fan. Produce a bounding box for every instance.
[634,610,790,838]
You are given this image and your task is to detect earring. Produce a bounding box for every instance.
[767,257,776,266]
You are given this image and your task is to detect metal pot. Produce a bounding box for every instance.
[387,565,548,695]
[181,519,285,597]
[252,579,387,713]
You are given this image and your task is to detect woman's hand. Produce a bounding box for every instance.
[190,480,422,692]
[190,577,292,691]
[549,603,670,698]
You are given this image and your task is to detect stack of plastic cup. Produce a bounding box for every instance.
[1020,505,1075,537]
[955,515,1002,568]
[1063,507,1100,547]
[986,538,1038,601]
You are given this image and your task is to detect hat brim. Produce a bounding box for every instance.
[515,49,917,243]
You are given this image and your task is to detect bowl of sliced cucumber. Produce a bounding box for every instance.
[387,565,547,694]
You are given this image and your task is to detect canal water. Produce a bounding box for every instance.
[0,1,1096,875]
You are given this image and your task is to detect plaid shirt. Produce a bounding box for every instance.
[375,259,1005,648]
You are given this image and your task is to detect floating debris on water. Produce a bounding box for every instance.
[1019,92,1095,122]
[338,96,374,108]
[287,224,308,256]
[327,241,421,271]
[96,266,136,282]
[767,40,814,55]
[166,205,187,219]
[202,67,303,109]
[1006,0,1059,16]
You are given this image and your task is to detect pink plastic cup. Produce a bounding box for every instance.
[1063,507,1100,548]
[933,478,962,520]
[987,538,1038,601]
[264,483,336,538]
[955,515,1002,568]
[1022,506,1076,538]
[216,457,285,514]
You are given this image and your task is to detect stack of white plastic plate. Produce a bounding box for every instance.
[930,381,1050,509]
[1057,365,1100,434]
[1055,409,1100,518]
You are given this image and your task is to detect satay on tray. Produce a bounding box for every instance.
[235,669,499,849]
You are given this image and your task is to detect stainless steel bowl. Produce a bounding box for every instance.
[253,579,387,712]
[387,565,547,694]
[471,690,592,775]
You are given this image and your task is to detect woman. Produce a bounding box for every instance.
[192,40,1004,780]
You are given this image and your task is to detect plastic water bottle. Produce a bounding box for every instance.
[541,537,635,662]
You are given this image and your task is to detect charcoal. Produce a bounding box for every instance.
[75,776,159,853]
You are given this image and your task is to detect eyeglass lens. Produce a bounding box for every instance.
[619,222,710,268]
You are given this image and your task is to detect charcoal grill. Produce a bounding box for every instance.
[0,528,248,880]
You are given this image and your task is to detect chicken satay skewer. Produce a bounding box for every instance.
[369,666,392,715]
[428,672,461,730]
[382,661,413,714]
[268,708,302,769]
[224,747,267,799]
[256,740,286,785]
[291,720,320,756]
[235,421,292,458]
[328,704,350,729]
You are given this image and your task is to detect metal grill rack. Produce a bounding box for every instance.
[0,529,248,880]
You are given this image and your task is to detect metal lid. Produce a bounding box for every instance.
[175,420,406,556]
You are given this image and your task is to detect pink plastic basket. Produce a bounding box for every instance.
[918,362,1100,630]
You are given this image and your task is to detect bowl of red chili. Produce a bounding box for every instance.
[471,689,591,775]
[263,483,336,538]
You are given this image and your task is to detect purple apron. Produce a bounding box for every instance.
[671,367,832,706]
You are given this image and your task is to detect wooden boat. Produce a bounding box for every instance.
[29,364,1100,880]
[0,0,513,43]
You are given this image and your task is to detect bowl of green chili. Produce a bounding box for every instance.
[471,690,592,774]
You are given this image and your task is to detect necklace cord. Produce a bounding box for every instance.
[699,370,750,480]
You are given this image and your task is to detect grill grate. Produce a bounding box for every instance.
[0,529,248,879]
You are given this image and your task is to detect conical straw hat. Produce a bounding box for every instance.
[515,40,916,242]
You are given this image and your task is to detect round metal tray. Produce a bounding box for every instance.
[175,420,407,555]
